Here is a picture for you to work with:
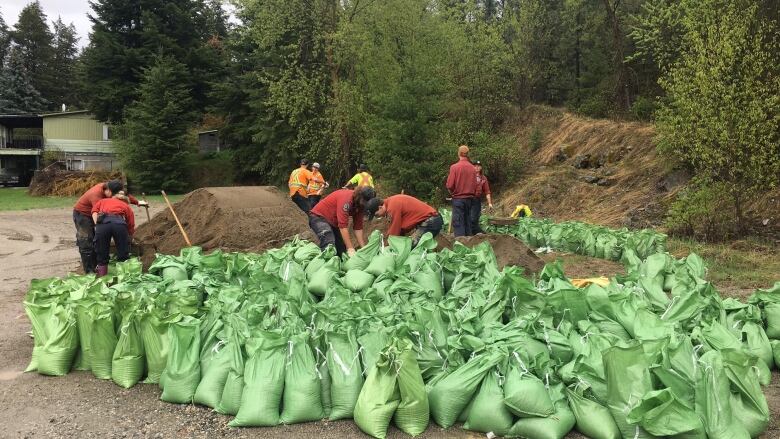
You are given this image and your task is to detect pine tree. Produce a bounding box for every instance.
[10,1,54,110]
[0,46,47,113]
[0,8,10,67]
[51,17,80,108]
[120,55,196,192]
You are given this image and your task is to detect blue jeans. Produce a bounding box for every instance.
[309,215,346,255]
[451,198,472,237]
[470,197,483,235]
[410,215,444,245]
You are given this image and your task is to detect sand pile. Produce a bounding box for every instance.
[29,169,123,196]
[436,233,546,275]
[134,186,315,266]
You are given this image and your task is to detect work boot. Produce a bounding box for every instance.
[96,264,108,277]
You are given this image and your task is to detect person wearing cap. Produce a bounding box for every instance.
[308,186,374,256]
[471,160,493,234]
[345,164,374,189]
[366,194,443,246]
[288,159,314,213]
[72,180,145,273]
[91,190,136,277]
[445,145,477,236]
[307,162,329,208]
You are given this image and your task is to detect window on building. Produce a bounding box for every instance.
[70,159,84,171]
[102,125,110,141]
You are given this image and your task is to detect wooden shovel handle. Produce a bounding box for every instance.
[161,190,192,247]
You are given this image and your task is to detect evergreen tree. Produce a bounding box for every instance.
[10,1,54,109]
[0,8,10,67]
[50,17,80,109]
[121,55,196,192]
[0,46,47,113]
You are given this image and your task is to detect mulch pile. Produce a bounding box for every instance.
[28,169,123,196]
[133,186,315,267]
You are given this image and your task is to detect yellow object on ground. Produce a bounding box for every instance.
[570,277,610,288]
[510,204,533,218]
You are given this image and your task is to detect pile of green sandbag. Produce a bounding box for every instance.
[486,216,667,261]
[23,229,780,439]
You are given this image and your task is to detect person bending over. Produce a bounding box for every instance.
[308,186,375,256]
[91,190,136,277]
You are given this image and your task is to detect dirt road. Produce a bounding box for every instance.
[0,207,776,438]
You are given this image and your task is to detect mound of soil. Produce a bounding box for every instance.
[133,186,315,267]
[436,233,545,275]
[29,169,123,196]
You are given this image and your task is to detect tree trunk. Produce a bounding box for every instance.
[601,0,630,113]
[324,0,350,181]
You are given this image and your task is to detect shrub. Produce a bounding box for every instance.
[665,181,734,241]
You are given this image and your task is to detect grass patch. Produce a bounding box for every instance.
[0,188,184,212]
[667,236,780,294]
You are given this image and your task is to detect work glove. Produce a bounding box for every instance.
[138,200,149,207]
[347,248,357,257]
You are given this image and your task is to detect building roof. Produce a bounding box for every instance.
[0,114,42,129]
[40,110,91,118]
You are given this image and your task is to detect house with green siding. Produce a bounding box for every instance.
[0,110,117,185]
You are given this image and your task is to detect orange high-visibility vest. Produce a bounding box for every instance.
[289,168,311,197]
[308,170,325,195]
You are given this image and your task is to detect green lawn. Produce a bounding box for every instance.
[0,187,184,212]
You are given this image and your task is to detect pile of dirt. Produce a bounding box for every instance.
[436,233,545,275]
[28,169,123,196]
[133,186,315,267]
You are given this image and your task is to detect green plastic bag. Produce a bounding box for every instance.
[626,388,705,438]
[344,269,375,293]
[140,312,169,384]
[428,350,502,428]
[393,339,429,436]
[503,362,554,418]
[24,301,56,372]
[90,305,118,380]
[353,346,401,439]
[365,253,396,276]
[160,317,201,404]
[193,339,234,408]
[230,332,287,427]
[722,350,770,438]
[215,335,245,416]
[344,230,382,271]
[307,256,339,297]
[359,331,389,372]
[602,344,657,439]
[412,258,443,299]
[463,370,514,436]
[280,334,326,424]
[772,340,780,367]
[36,305,79,376]
[506,384,576,439]
[695,350,751,439]
[111,315,145,388]
[73,303,94,371]
[319,359,332,418]
[566,387,621,439]
[327,331,364,420]
[742,322,775,370]
[765,303,780,339]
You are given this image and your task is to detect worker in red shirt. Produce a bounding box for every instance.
[91,191,136,277]
[73,180,145,273]
[445,145,477,236]
[308,186,375,256]
[365,194,443,246]
[471,160,493,234]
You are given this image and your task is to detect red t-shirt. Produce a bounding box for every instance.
[475,173,491,198]
[73,183,138,216]
[446,157,477,199]
[92,198,136,235]
[384,194,438,236]
[311,189,364,230]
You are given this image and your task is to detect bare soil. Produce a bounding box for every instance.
[0,207,777,438]
[436,233,546,275]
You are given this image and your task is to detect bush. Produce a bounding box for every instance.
[466,131,524,195]
[190,152,235,188]
[528,127,543,151]
[665,181,734,241]
[629,96,657,121]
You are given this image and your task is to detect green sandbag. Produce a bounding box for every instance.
[393,339,429,436]
[353,346,401,439]
[280,335,326,424]
[503,364,554,418]
[215,336,245,416]
[24,301,55,372]
[140,312,169,384]
[428,350,502,428]
[602,344,657,439]
[319,360,332,418]
[742,322,775,370]
[772,340,780,367]
[73,304,94,371]
[359,331,389,372]
[160,317,201,404]
[37,305,79,376]
[90,307,118,380]
[626,388,705,438]
[111,316,145,388]
[193,340,235,408]
[365,253,396,276]
[722,350,770,438]
[162,265,188,281]
[344,269,375,293]
[463,371,514,436]
[327,331,364,420]
[307,257,340,297]
[695,350,751,439]
[506,384,575,439]
[229,332,287,427]
[765,303,780,339]
[413,259,443,299]
[344,230,382,271]
[566,387,621,439]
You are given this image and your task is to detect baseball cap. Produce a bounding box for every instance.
[312,162,320,168]
[365,197,383,220]
[358,163,368,172]
[474,160,482,166]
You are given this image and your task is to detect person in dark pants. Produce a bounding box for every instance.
[72,180,145,273]
[91,192,136,277]
[470,160,493,235]
[288,159,314,214]
[445,145,477,236]
[365,194,444,246]
[307,162,328,208]
[308,187,374,256]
